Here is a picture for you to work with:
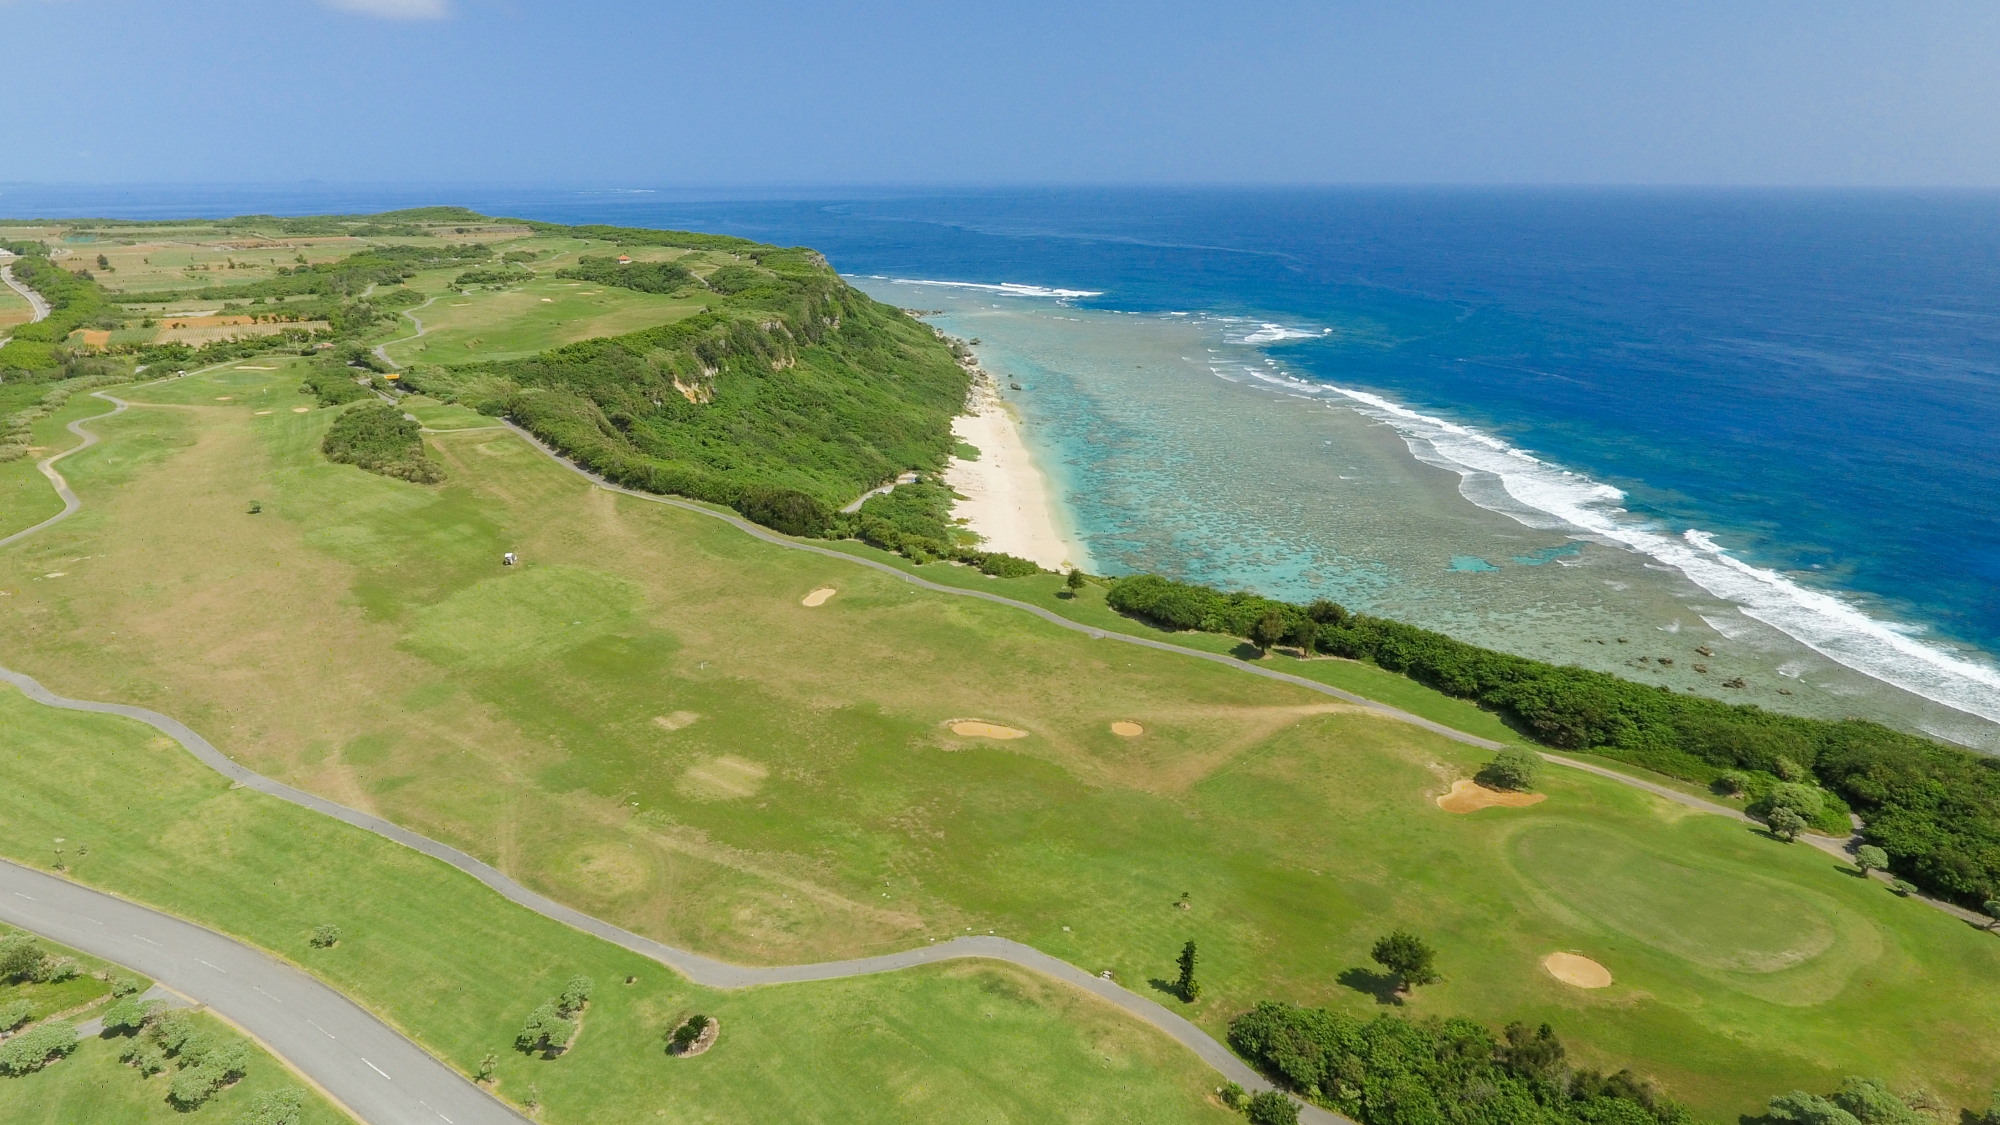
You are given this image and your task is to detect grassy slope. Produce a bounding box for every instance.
[1,364,1997,1116]
[0,690,1234,1125]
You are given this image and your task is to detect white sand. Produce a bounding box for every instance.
[943,374,1086,572]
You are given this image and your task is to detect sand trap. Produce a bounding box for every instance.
[215,396,233,401]
[235,365,277,371]
[1110,721,1145,737]
[950,721,1029,740]
[677,756,768,800]
[540,298,554,302]
[1436,778,1547,813]
[801,587,837,607]
[651,711,700,732]
[292,406,310,413]
[254,410,272,415]
[1543,952,1612,989]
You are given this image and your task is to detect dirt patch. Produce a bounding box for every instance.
[949,720,1029,740]
[1110,721,1144,737]
[801,587,837,607]
[651,711,700,732]
[1543,952,1612,988]
[1436,778,1547,813]
[678,755,769,800]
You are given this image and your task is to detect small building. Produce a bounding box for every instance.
[616,255,633,265]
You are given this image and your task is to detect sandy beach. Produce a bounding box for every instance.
[944,371,1088,573]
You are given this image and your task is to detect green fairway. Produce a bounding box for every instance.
[4,363,2000,1117]
[0,688,1235,1125]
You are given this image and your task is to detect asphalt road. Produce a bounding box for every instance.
[0,859,526,1125]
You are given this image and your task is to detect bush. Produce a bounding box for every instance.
[298,362,373,407]
[670,1013,710,1051]
[239,1086,309,1125]
[1244,1090,1300,1125]
[0,1020,77,1075]
[1766,782,1825,821]
[1769,807,1809,841]
[110,975,143,997]
[555,255,694,294]
[322,403,443,484]
[1479,747,1542,792]
[100,996,165,1034]
[516,1002,575,1056]
[557,975,594,1017]
[33,956,78,983]
[1715,770,1749,795]
[309,924,342,948]
[0,933,44,981]
[0,999,30,1032]
[736,485,833,537]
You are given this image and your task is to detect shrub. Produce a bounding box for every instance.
[1769,807,1808,841]
[974,552,1041,578]
[240,1086,309,1125]
[100,996,165,1034]
[1715,770,1749,796]
[1855,845,1889,874]
[670,1013,710,1051]
[1766,782,1825,821]
[33,956,78,983]
[555,255,694,294]
[1219,1081,1247,1109]
[556,975,594,1017]
[0,999,31,1032]
[309,924,342,948]
[298,362,373,407]
[1245,1090,1300,1125]
[736,485,833,537]
[322,403,443,484]
[516,1002,575,1056]
[1479,747,1542,792]
[0,1020,77,1075]
[0,933,44,981]
[111,975,144,997]
[1891,880,1918,897]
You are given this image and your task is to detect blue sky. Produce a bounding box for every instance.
[8,0,2000,185]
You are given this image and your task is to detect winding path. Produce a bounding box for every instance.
[0,248,55,334]
[4,367,1982,1124]
[0,393,126,550]
[372,295,440,370]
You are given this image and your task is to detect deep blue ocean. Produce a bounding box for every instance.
[7,183,1998,724]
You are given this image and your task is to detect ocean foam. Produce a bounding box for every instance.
[1319,386,2000,724]
[870,277,1104,300]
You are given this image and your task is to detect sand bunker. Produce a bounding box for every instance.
[215,396,233,401]
[677,756,768,800]
[1543,952,1612,989]
[651,711,701,732]
[253,410,272,415]
[1110,721,1145,737]
[292,407,310,413]
[801,587,837,607]
[950,721,1029,740]
[1436,778,1547,813]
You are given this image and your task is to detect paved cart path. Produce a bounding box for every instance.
[0,860,528,1125]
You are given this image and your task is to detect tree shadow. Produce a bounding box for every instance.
[1147,977,1187,1002]
[1229,642,1265,661]
[1337,967,1403,1006]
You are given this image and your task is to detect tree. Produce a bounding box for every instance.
[670,1013,710,1052]
[1769,807,1808,842]
[1283,617,1318,656]
[1769,1092,1861,1125]
[1065,568,1087,595]
[476,1052,498,1082]
[0,999,30,1032]
[1249,611,1287,654]
[0,1020,76,1075]
[1306,598,1347,626]
[1854,845,1888,876]
[0,933,44,981]
[1245,1090,1301,1125]
[1176,940,1201,1002]
[557,975,594,1016]
[241,1087,309,1125]
[1371,930,1440,991]
[1479,748,1542,792]
[1768,782,1824,821]
[516,1002,575,1056]
[99,996,164,1034]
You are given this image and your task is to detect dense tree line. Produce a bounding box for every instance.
[848,479,1042,574]
[0,249,117,370]
[321,402,443,484]
[1105,573,2000,904]
[1230,1002,1692,1125]
[115,243,491,306]
[555,255,695,294]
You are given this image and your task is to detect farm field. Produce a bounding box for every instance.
[2,363,1998,1117]
[0,689,1236,1125]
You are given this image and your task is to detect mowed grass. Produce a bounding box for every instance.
[3,366,2000,1114]
[0,690,1235,1125]
[0,1004,354,1125]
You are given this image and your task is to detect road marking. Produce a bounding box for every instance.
[134,935,162,945]
[198,959,227,973]
[307,1019,335,1039]
[363,1058,390,1079]
[253,985,281,1002]
[420,1100,453,1123]
[84,917,103,925]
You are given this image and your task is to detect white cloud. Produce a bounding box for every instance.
[319,0,449,19]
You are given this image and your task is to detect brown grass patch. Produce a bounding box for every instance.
[677,756,769,800]
[949,720,1029,740]
[1543,952,1613,988]
[1436,778,1547,813]
[651,711,700,732]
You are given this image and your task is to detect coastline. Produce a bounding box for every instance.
[944,368,1088,573]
